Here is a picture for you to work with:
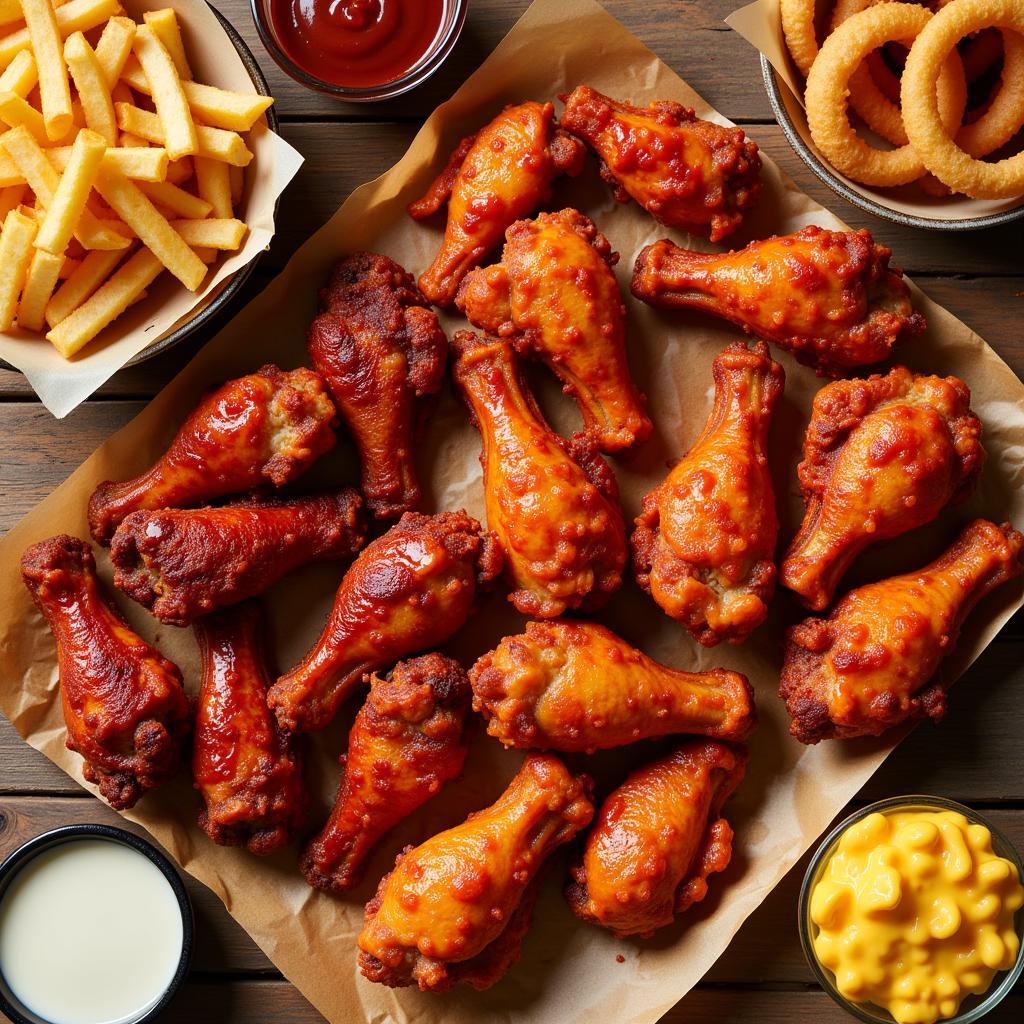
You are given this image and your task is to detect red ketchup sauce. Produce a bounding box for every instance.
[270,0,448,88]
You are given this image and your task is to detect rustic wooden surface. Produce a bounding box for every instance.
[2,1,1023,1021]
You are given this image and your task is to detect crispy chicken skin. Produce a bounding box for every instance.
[781,520,1024,744]
[631,227,926,375]
[88,365,337,545]
[193,602,305,855]
[567,739,748,938]
[408,101,586,307]
[21,535,190,810]
[559,86,761,242]
[111,490,366,626]
[267,511,501,734]
[456,208,651,452]
[452,330,626,618]
[307,253,448,519]
[782,368,985,611]
[632,342,783,646]
[470,620,755,752]
[301,653,471,894]
[357,753,593,991]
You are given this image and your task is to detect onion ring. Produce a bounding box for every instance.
[781,0,820,77]
[956,28,1024,156]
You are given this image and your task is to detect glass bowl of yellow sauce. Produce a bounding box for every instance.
[799,796,1024,1024]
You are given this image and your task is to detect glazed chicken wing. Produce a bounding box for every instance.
[302,653,470,894]
[111,490,366,626]
[307,253,448,519]
[567,739,748,938]
[358,753,593,991]
[456,208,651,452]
[471,620,755,752]
[559,85,761,242]
[452,330,626,618]
[782,368,985,611]
[632,341,783,646]
[631,227,926,375]
[193,602,305,855]
[780,519,1024,744]
[267,511,501,734]
[88,365,337,545]
[408,101,586,307]
[21,536,190,810]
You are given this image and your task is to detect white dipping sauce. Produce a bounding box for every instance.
[0,839,184,1024]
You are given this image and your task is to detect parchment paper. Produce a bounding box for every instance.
[0,0,304,419]
[2,1,1024,1021]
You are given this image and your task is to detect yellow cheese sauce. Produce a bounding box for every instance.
[810,810,1023,1024]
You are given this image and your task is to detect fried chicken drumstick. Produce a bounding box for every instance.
[111,490,366,626]
[409,101,586,307]
[559,85,761,242]
[267,511,500,734]
[471,620,755,752]
[631,227,925,375]
[21,535,190,810]
[456,208,651,452]
[302,653,471,894]
[307,253,448,519]
[193,602,305,855]
[782,368,984,611]
[358,753,593,991]
[567,739,748,938]
[632,341,783,646]
[781,520,1024,744]
[88,365,337,545]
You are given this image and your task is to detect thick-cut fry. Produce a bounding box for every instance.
[132,25,196,160]
[20,0,73,140]
[170,217,246,250]
[143,8,191,79]
[0,206,37,328]
[119,131,147,148]
[0,181,25,216]
[0,150,24,186]
[0,90,47,140]
[46,246,163,356]
[45,245,122,325]
[16,247,63,330]
[0,49,37,97]
[139,179,211,218]
[0,0,69,24]
[64,31,116,145]
[194,155,231,217]
[109,79,131,107]
[0,0,121,70]
[35,127,106,255]
[93,14,134,86]
[46,144,168,181]
[115,103,252,166]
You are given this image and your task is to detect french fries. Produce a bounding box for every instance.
[0,206,38,328]
[131,24,195,160]
[21,0,73,140]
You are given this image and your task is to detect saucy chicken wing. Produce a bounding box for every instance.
[408,101,586,307]
[456,208,651,452]
[631,227,926,375]
[782,368,985,611]
[632,342,783,646]
[302,653,471,894]
[567,739,748,938]
[268,511,501,734]
[559,86,761,242]
[21,535,190,810]
[781,519,1024,744]
[358,753,593,991]
[307,253,448,519]
[88,365,337,545]
[452,330,626,618]
[471,620,755,752]
[193,602,305,855]
[111,490,366,626]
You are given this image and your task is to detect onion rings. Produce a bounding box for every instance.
[781,0,820,77]
[956,29,1024,156]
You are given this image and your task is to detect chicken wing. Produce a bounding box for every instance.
[193,602,305,855]
[358,753,593,991]
[267,511,501,734]
[559,85,761,242]
[408,101,586,307]
[782,368,985,611]
[452,330,626,618]
[456,208,651,452]
[111,490,366,626]
[631,227,926,375]
[780,519,1023,744]
[88,365,337,545]
[301,653,471,894]
[470,620,755,752]
[307,253,448,519]
[566,739,748,938]
[632,341,783,646]
[21,535,190,810]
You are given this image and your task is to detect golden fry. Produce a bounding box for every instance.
[0,206,37,329]
[45,246,123,326]
[131,25,196,160]
[64,31,116,145]
[21,0,73,140]
[0,149,24,186]
[17,247,63,330]
[0,0,121,69]
[93,14,135,87]
[0,49,37,96]
[195,155,231,217]
[35,127,106,255]
[143,8,191,79]
[47,144,168,182]
[139,179,211,219]
[115,103,252,166]
[0,90,48,141]
[171,217,245,249]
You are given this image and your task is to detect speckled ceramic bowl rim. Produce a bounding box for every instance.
[761,55,1024,233]
[798,795,1024,1024]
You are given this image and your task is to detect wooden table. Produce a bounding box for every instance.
[2,2,1022,1021]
